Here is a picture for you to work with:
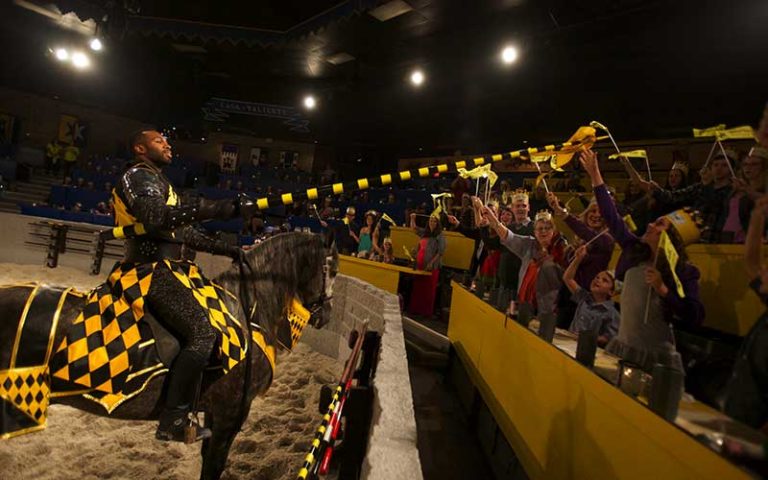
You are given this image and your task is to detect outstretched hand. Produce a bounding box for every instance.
[546,192,566,216]
[578,148,600,179]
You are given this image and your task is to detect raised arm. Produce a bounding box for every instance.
[578,149,638,247]
[563,246,587,293]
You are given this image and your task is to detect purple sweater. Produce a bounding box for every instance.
[594,184,705,327]
[564,215,615,290]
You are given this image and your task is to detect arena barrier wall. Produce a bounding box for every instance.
[338,254,431,294]
[301,275,423,480]
[447,282,751,480]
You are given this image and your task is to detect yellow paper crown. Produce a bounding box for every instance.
[671,161,689,177]
[535,210,553,222]
[663,209,701,246]
[511,188,529,203]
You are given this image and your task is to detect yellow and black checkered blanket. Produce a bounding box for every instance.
[50,260,247,403]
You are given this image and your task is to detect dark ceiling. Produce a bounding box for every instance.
[1,0,767,159]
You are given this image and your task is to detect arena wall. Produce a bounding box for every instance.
[302,275,424,480]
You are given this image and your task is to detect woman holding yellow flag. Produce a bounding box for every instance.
[579,148,704,374]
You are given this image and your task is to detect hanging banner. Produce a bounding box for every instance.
[220,144,239,172]
[250,147,262,166]
[202,97,310,133]
[57,114,88,147]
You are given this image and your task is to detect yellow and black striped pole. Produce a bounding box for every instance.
[98,133,605,241]
[251,135,606,211]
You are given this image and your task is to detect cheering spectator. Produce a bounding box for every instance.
[549,192,615,328]
[563,246,620,348]
[580,147,704,373]
[482,198,569,331]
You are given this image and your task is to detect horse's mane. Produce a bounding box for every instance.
[214,232,326,342]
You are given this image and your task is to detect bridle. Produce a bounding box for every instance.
[307,254,336,327]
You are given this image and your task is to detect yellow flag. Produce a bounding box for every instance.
[609,149,647,160]
[380,213,396,225]
[457,164,498,187]
[430,204,442,219]
[402,245,414,262]
[623,214,637,232]
[535,172,550,188]
[693,124,727,137]
[343,217,349,225]
[659,231,684,298]
[530,154,552,163]
[716,125,756,140]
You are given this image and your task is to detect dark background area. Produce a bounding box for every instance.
[1,0,766,170]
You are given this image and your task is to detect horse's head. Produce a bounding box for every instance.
[303,229,338,330]
[243,231,338,350]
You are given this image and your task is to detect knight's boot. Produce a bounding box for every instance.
[156,350,212,443]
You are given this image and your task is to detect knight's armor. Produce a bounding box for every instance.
[113,161,240,442]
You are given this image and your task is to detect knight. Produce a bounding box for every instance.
[113,130,255,442]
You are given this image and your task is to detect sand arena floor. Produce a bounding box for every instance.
[0,264,341,480]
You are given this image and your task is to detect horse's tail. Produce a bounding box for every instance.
[0,283,84,439]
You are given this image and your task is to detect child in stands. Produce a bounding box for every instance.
[563,245,620,348]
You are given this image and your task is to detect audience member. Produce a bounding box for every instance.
[408,213,446,318]
[580,147,704,373]
[724,195,768,429]
[483,198,569,330]
[563,245,620,347]
[549,192,615,328]
[357,210,376,258]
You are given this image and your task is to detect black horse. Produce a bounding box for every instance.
[0,232,338,480]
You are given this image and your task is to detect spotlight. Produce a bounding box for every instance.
[89,38,103,51]
[54,48,69,61]
[71,51,90,69]
[501,46,519,65]
[303,95,316,110]
[410,70,424,86]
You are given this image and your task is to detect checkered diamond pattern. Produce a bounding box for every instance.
[51,260,247,396]
[0,366,50,424]
[286,298,311,349]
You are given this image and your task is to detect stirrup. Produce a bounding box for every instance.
[156,411,211,444]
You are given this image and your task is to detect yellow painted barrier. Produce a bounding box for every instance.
[389,226,475,270]
[338,254,430,295]
[448,282,751,480]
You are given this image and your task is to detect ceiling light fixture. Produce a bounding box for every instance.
[54,47,69,61]
[89,38,102,51]
[71,51,90,69]
[304,95,317,110]
[501,45,519,65]
[410,70,424,86]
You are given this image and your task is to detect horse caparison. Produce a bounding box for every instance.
[0,232,338,480]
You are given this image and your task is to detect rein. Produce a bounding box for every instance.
[235,255,256,428]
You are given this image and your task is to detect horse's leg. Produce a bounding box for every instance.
[199,408,246,480]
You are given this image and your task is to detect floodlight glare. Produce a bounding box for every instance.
[501,46,519,64]
[303,95,316,110]
[90,38,103,51]
[71,51,90,69]
[54,48,69,61]
[410,70,424,86]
